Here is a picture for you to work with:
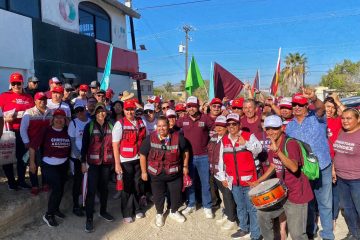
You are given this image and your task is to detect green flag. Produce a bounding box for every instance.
[185,56,204,95]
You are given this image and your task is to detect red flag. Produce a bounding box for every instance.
[270,48,281,96]
[213,63,244,100]
[251,70,260,95]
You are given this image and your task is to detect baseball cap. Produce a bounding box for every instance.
[79,84,89,91]
[279,97,292,109]
[64,83,74,91]
[94,102,106,112]
[264,115,283,128]
[49,77,61,84]
[144,103,155,111]
[74,101,85,110]
[53,109,66,117]
[210,98,222,106]
[292,93,308,105]
[89,81,100,88]
[124,100,136,110]
[175,103,186,112]
[226,113,240,122]
[215,115,227,127]
[232,98,244,108]
[166,109,177,118]
[9,73,24,83]
[147,96,161,103]
[28,76,39,82]
[186,96,199,107]
[34,92,47,101]
[52,86,64,94]
[106,88,114,99]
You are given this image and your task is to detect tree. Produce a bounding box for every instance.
[320,60,360,93]
[164,81,174,92]
[279,53,307,96]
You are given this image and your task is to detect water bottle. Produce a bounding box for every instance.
[116,174,123,191]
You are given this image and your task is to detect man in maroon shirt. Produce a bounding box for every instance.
[241,99,262,135]
[176,96,214,219]
[250,115,313,240]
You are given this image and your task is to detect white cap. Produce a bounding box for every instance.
[215,115,227,126]
[279,97,292,108]
[264,115,283,128]
[186,96,199,106]
[144,103,155,111]
[226,113,240,122]
[50,77,60,83]
[74,100,85,110]
[166,109,177,118]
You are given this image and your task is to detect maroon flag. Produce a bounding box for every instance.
[270,48,281,96]
[251,70,259,95]
[213,63,244,100]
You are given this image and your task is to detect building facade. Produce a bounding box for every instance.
[0,0,141,94]
[131,79,154,103]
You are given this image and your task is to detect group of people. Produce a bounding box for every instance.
[0,72,359,240]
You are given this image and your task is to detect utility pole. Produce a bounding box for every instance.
[303,62,306,87]
[183,25,193,97]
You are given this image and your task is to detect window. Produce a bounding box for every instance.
[148,85,152,91]
[79,2,111,42]
[0,0,40,18]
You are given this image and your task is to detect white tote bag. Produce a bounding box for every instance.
[0,123,17,165]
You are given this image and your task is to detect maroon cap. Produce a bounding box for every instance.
[175,103,186,112]
[34,92,47,101]
[53,109,66,117]
[52,86,64,94]
[232,98,244,108]
[79,84,89,91]
[124,100,136,110]
[9,72,24,83]
[210,98,222,106]
[292,93,308,105]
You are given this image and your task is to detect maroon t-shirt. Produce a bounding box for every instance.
[31,126,71,159]
[268,136,313,204]
[241,114,262,135]
[177,113,214,156]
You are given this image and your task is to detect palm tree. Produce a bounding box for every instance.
[280,53,307,96]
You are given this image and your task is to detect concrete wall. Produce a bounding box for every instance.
[0,9,34,92]
[41,0,128,49]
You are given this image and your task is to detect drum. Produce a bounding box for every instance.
[248,178,287,210]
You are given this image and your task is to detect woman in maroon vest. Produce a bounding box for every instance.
[29,109,71,228]
[81,102,115,233]
[139,116,189,227]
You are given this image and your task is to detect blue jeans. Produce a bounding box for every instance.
[307,165,334,239]
[338,177,360,238]
[232,185,261,239]
[332,181,340,220]
[187,155,212,209]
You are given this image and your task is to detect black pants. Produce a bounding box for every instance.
[210,173,222,207]
[2,131,27,186]
[85,164,111,219]
[150,172,182,214]
[214,175,237,222]
[29,150,46,188]
[42,161,68,215]
[121,160,142,218]
[70,158,83,208]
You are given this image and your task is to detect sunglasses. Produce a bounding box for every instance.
[32,82,39,84]
[227,122,239,127]
[232,107,242,110]
[162,106,170,110]
[11,82,22,86]
[211,104,222,109]
[65,89,73,92]
[75,107,85,113]
[292,103,306,108]
[265,126,282,131]
[261,119,265,122]
[55,82,62,85]
[96,94,105,98]
[144,110,154,114]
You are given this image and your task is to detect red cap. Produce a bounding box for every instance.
[292,93,308,105]
[175,103,186,112]
[9,72,24,83]
[53,109,66,117]
[79,84,89,91]
[232,98,244,108]
[147,96,161,103]
[210,98,222,106]
[124,100,136,110]
[34,92,47,101]
[52,86,64,94]
[106,88,114,99]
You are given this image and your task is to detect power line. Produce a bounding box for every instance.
[136,0,213,10]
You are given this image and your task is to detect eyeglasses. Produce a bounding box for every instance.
[211,104,222,109]
[265,126,282,131]
[96,94,105,98]
[11,82,22,86]
[292,103,306,108]
[75,107,85,113]
[227,122,239,127]
[232,107,243,110]
[144,110,154,114]
[32,82,39,85]
[162,106,170,110]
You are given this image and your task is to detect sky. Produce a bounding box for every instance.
[129,0,360,88]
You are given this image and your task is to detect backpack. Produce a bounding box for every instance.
[283,137,320,180]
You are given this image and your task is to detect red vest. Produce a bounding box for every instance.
[26,107,52,142]
[207,134,221,175]
[119,117,146,158]
[222,131,257,186]
[86,121,114,165]
[147,131,181,175]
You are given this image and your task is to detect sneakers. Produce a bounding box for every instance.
[43,214,58,227]
[204,208,214,219]
[251,236,263,240]
[231,229,250,239]
[182,206,195,215]
[99,212,114,222]
[221,220,237,231]
[73,207,84,217]
[169,211,186,223]
[123,217,134,223]
[85,218,94,233]
[18,181,31,190]
[216,214,227,225]
[42,184,50,192]
[54,210,66,219]
[155,214,164,227]
[136,212,145,219]
[8,183,19,191]
[112,191,121,199]
[30,187,40,196]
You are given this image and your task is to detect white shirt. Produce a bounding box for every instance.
[68,118,90,158]
[141,116,157,136]
[112,120,140,163]
[72,98,87,107]
[47,99,72,117]
[217,131,262,181]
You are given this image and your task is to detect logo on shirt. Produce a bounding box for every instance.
[183,122,189,126]
[198,122,205,127]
